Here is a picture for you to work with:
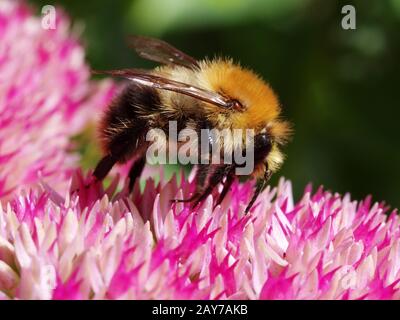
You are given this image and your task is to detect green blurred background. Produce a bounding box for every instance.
[31,0,400,208]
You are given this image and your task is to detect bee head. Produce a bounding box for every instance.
[199,58,292,175]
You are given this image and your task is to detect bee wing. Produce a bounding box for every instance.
[94,68,232,109]
[127,35,199,69]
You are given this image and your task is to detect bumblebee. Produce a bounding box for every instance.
[93,36,291,213]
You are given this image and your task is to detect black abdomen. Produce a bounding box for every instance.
[99,83,161,162]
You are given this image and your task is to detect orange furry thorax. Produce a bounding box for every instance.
[198,59,279,128]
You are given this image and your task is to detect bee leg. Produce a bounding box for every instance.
[244,180,266,214]
[128,156,146,192]
[244,168,272,214]
[93,154,118,182]
[170,164,210,203]
[214,169,235,208]
[171,121,219,204]
[172,193,201,203]
[171,165,225,206]
[190,165,228,209]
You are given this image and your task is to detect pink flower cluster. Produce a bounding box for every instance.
[0,1,399,300]
[0,1,116,201]
[0,171,399,299]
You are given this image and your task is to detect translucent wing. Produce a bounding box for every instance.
[127,35,199,69]
[94,68,236,109]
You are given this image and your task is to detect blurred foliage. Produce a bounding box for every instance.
[31,0,400,207]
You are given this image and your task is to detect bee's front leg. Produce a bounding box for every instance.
[244,166,272,213]
[214,167,236,208]
[172,165,230,208]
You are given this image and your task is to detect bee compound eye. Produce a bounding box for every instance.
[228,99,244,111]
[255,133,272,154]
